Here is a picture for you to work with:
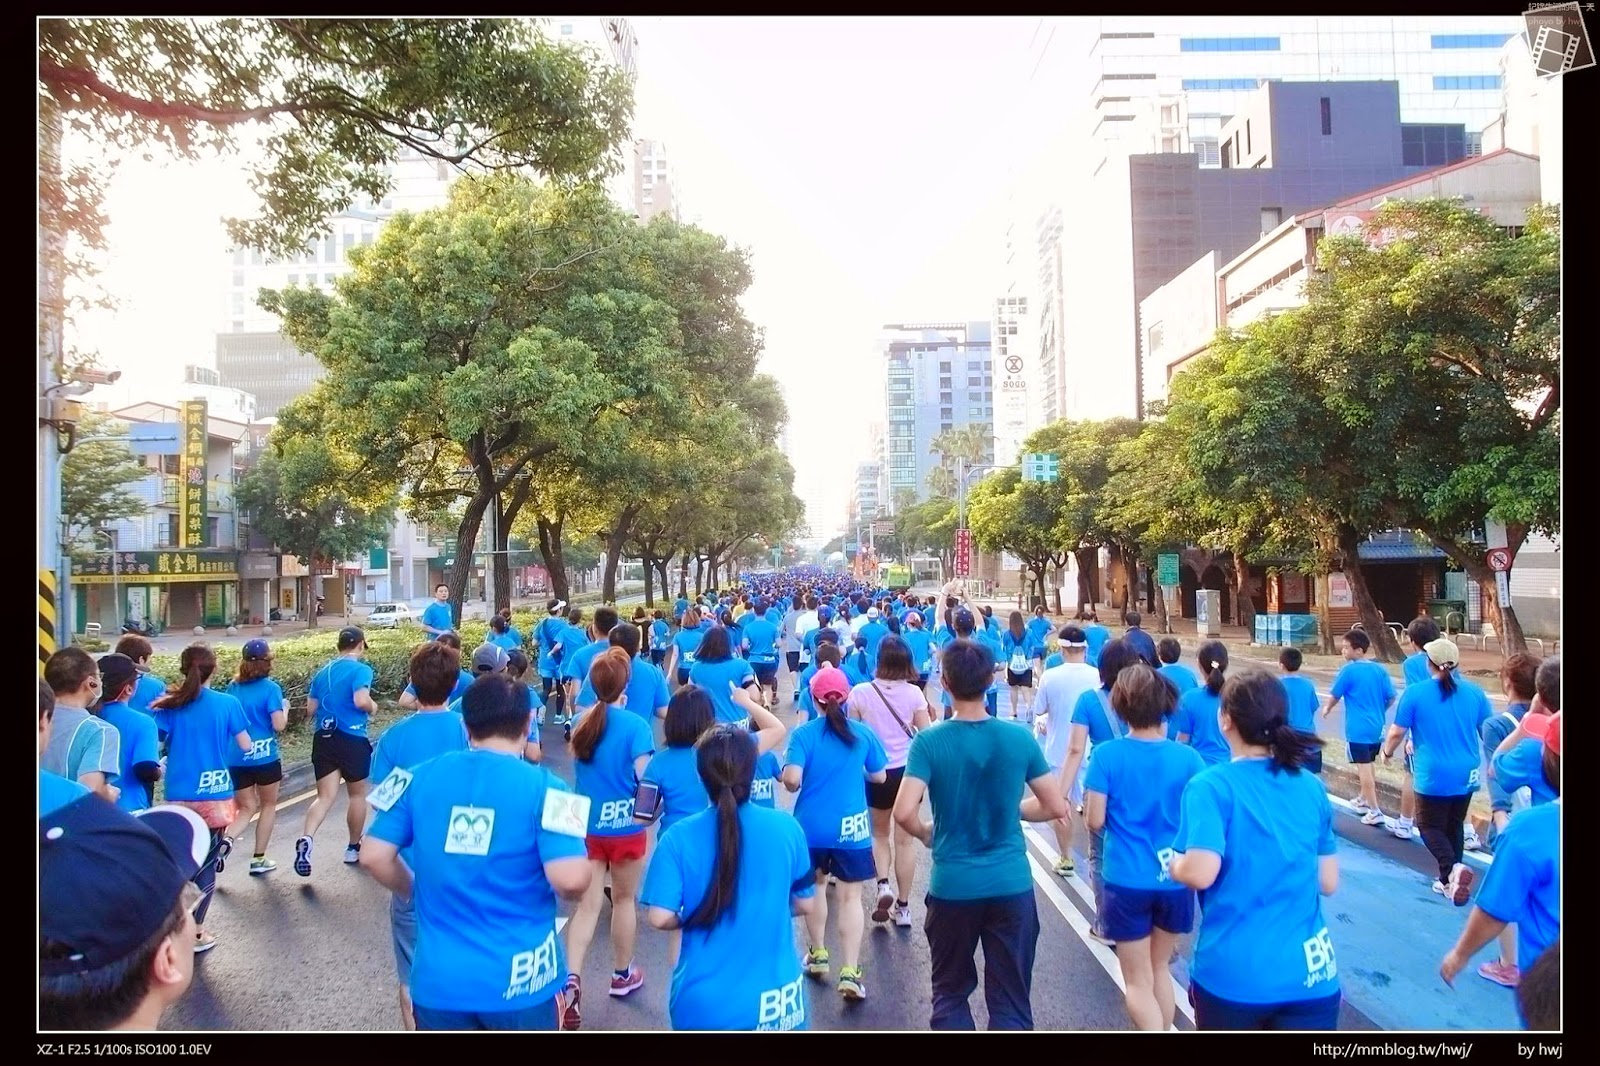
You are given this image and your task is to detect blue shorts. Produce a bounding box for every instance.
[809,846,876,883]
[1100,883,1196,941]
[1348,742,1381,764]
[413,997,561,1032]
[391,892,417,986]
[1305,749,1324,775]
[1190,983,1342,1032]
[752,662,779,686]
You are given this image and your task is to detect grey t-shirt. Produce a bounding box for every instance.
[42,706,121,789]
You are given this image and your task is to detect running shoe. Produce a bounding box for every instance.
[1349,796,1371,813]
[214,835,233,874]
[1432,880,1450,896]
[1089,928,1116,948]
[194,931,218,954]
[804,947,831,977]
[1360,809,1385,827]
[562,975,582,1031]
[1463,827,1484,852]
[609,964,644,997]
[1391,818,1415,840]
[249,857,277,876]
[344,843,361,865]
[1446,863,1475,906]
[1054,855,1075,877]
[893,903,913,928]
[872,881,894,923]
[294,836,313,877]
[838,967,866,1001]
[1477,960,1520,988]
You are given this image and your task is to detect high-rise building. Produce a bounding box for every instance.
[991,295,1034,465]
[1481,31,1562,206]
[881,322,995,502]
[553,17,643,213]
[634,139,681,222]
[1033,207,1067,426]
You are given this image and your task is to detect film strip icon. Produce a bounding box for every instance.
[1532,24,1581,74]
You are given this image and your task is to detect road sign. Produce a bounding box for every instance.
[872,521,896,537]
[1486,547,1513,573]
[1496,570,1513,607]
[954,528,972,578]
[1022,452,1060,482]
[1157,553,1180,587]
[845,541,858,555]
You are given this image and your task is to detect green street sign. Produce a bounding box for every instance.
[1022,453,1060,482]
[1157,553,1180,587]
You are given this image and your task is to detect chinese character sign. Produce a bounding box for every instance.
[179,400,208,547]
[955,528,972,578]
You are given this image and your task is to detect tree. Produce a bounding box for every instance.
[928,424,992,500]
[966,469,1073,609]
[60,412,148,560]
[235,406,394,628]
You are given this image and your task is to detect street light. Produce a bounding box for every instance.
[94,530,120,633]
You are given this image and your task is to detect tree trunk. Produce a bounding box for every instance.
[1335,523,1403,662]
[1430,529,1533,655]
[447,492,494,625]
[600,505,640,605]
[492,500,512,616]
[1233,555,1257,631]
[693,555,704,597]
[678,554,690,599]
[535,516,569,603]
[1073,546,1098,616]
[1313,572,1337,655]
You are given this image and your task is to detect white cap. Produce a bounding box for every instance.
[867,607,881,619]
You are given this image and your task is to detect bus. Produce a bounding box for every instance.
[879,562,912,590]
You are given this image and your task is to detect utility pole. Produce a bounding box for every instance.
[39,106,68,666]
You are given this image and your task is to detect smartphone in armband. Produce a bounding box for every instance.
[634,780,663,824]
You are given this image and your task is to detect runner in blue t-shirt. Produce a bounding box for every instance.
[1173,642,1231,766]
[1278,647,1323,774]
[296,627,378,878]
[688,627,759,728]
[94,654,161,815]
[666,608,707,688]
[221,640,289,876]
[741,603,783,709]
[1323,628,1396,828]
[419,584,455,640]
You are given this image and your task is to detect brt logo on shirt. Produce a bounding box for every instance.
[1155,847,1177,883]
[196,770,234,796]
[751,776,775,802]
[505,929,561,1001]
[1302,927,1338,990]
[597,799,636,830]
[756,974,806,1031]
[839,811,871,845]
[247,738,274,760]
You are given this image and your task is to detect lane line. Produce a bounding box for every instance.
[1022,826,1194,1028]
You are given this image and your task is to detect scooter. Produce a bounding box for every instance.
[121,617,159,637]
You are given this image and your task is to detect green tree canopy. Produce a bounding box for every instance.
[60,411,148,559]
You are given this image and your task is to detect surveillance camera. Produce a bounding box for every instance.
[76,368,121,386]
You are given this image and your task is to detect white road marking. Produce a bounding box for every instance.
[1022,823,1194,1029]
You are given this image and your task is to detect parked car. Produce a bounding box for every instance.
[366,603,417,629]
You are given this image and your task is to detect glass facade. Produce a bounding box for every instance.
[1179,37,1281,51]
[1433,74,1503,90]
[1431,34,1514,49]
[1184,78,1262,90]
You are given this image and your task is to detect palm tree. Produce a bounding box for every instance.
[925,465,957,500]
[891,486,917,515]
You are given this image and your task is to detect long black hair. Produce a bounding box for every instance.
[150,644,217,710]
[1198,640,1229,696]
[685,724,757,930]
[698,626,733,664]
[1221,671,1321,773]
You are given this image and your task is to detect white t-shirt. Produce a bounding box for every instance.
[1034,661,1101,769]
[849,614,871,637]
[847,679,925,770]
[793,611,819,662]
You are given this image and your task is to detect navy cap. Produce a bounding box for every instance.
[97,653,140,700]
[242,638,271,661]
[40,798,209,975]
[337,626,365,650]
[954,608,976,631]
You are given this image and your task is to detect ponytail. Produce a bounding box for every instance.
[1437,669,1458,698]
[1221,672,1320,773]
[685,726,756,930]
[572,647,631,762]
[570,702,608,763]
[1199,640,1228,696]
[150,644,215,710]
[820,694,854,745]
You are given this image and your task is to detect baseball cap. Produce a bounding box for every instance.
[97,653,140,700]
[808,665,851,703]
[471,643,510,673]
[41,798,209,975]
[242,638,271,661]
[1424,637,1460,668]
[1523,711,1562,756]
[867,607,880,619]
[954,608,976,631]
[337,626,366,651]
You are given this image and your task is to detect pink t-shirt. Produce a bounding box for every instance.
[847,679,925,769]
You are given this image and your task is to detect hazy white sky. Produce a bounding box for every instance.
[66,16,1090,538]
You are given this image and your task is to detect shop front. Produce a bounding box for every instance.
[71,550,241,633]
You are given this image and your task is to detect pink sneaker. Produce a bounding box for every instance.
[1446,863,1475,907]
[609,963,644,997]
[1478,960,1520,988]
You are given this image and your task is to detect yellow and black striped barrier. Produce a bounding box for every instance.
[39,570,57,677]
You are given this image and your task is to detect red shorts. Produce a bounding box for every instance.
[585,832,647,864]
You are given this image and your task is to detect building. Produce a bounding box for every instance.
[634,139,681,223]
[554,17,643,214]
[849,462,882,534]
[1033,207,1067,425]
[1481,31,1562,207]
[179,365,256,423]
[214,332,326,420]
[881,322,995,502]
[992,295,1035,465]
[1073,79,1466,419]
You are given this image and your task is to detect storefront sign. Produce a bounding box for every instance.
[1328,572,1353,608]
[239,553,278,580]
[71,551,239,585]
[179,400,208,547]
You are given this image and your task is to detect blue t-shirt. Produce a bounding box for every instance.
[1159,662,1200,697]
[858,621,890,667]
[1001,632,1042,675]
[1083,623,1111,666]
[1330,659,1395,744]
[1473,801,1560,970]
[1280,674,1321,736]
[572,709,655,836]
[640,803,814,1031]
[841,651,872,688]
[562,638,607,685]
[674,598,689,622]
[577,659,672,720]
[1072,686,1130,746]
[447,684,543,743]
[689,658,758,727]
[1395,678,1492,796]
[1174,757,1339,1004]
[402,669,474,706]
[783,718,887,851]
[650,619,672,651]
[152,689,249,801]
[227,678,285,767]
[369,709,471,867]
[672,628,706,673]
[39,769,90,816]
[420,601,454,637]
[742,617,781,666]
[489,630,521,651]
[1402,651,1432,687]
[308,656,376,737]
[974,631,1006,694]
[1173,686,1230,766]
[1044,652,1064,670]
[751,750,781,809]
[130,672,166,714]
[536,617,567,677]
[902,629,936,676]
[643,745,710,841]
[367,749,586,1013]
[1085,737,1206,890]
[1026,617,1053,645]
[1492,736,1558,806]
[97,701,160,813]
[796,663,822,721]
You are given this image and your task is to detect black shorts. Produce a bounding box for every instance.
[650,649,666,667]
[312,729,373,783]
[1008,669,1034,688]
[787,651,802,674]
[867,765,906,811]
[753,663,779,686]
[1348,742,1381,765]
[231,761,283,789]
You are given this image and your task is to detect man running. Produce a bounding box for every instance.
[295,627,377,876]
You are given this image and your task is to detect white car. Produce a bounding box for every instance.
[366,603,417,629]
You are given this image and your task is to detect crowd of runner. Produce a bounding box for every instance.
[39,566,1560,1033]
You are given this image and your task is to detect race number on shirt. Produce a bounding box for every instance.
[368,767,414,812]
[541,789,590,838]
[445,806,495,856]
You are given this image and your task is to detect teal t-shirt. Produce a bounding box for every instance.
[903,717,1049,901]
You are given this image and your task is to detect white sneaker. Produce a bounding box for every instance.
[1350,796,1371,813]
[1360,809,1385,827]
[1432,879,1450,896]
[1391,818,1415,840]
[893,904,913,928]
[1463,827,1484,851]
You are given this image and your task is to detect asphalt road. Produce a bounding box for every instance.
[161,661,1519,1033]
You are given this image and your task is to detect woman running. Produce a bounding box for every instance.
[649,610,672,669]
[848,635,933,929]
[1173,641,1231,765]
[150,644,252,953]
[1171,672,1339,1030]
[784,665,888,1002]
[687,626,760,726]
[641,724,816,1031]
[901,612,936,693]
[666,608,706,689]
[563,648,656,1029]
[1002,610,1043,722]
[222,639,289,875]
[1084,663,1203,1030]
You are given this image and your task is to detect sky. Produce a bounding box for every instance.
[64,16,1091,540]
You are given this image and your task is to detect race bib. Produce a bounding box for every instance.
[445,806,495,856]
[368,767,414,812]
[541,789,590,838]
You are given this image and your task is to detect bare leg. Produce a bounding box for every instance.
[870,809,892,882]
[564,859,610,976]
[346,779,371,846]
[893,822,917,903]
[804,869,829,953]
[226,785,258,843]
[301,772,342,839]
[836,880,865,969]
[254,781,281,856]
[1150,928,1180,1030]
[609,858,644,972]
[398,985,415,1031]
[1116,936,1162,1030]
